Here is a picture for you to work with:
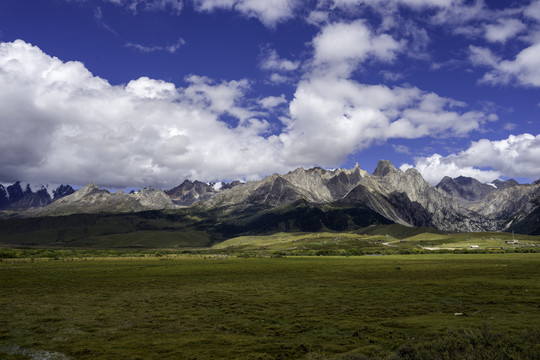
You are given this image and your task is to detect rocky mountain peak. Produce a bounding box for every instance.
[372,160,397,177]
[30,183,177,216]
[0,181,75,210]
[77,183,101,194]
[166,179,226,206]
[7,181,24,202]
[491,179,520,189]
[132,186,174,209]
[436,175,496,203]
[53,185,75,199]
[0,185,8,207]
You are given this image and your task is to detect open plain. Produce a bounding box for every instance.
[1,254,539,359]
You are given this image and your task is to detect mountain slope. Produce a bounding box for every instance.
[165,180,241,206]
[28,184,176,216]
[363,161,497,232]
[470,183,540,229]
[436,176,496,203]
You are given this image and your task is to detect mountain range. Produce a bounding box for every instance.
[2,160,540,235]
[0,182,74,210]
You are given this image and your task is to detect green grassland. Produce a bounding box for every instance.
[212,227,540,255]
[1,254,539,359]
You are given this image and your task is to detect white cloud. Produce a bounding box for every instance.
[0,40,286,187]
[312,20,403,77]
[125,38,185,53]
[193,0,299,27]
[258,94,287,109]
[431,0,487,26]
[259,47,299,72]
[392,144,411,154]
[400,154,501,185]
[282,76,494,166]
[402,134,540,184]
[106,0,184,14]
[525,0,540,21]
[94,6,119,35]
[380,70,404,82]
[478,42,540,87]
[103,0,298,26]
[182,75,257,121]
[268,73,290,84]
[126,77,177,99]
[504,123,517,131]
[306,10,328,26]
[332,0,451,10]
[484,18,526,43]
[469,45,499,67]
[0,39,499,188]
[399,0,451,7]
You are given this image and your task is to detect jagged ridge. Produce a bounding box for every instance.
[8,160,540,235]
[0,182,74,210]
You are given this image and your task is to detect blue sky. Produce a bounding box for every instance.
[0,0,539,189]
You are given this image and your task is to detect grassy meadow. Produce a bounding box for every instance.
[1,254,539,359]
[211,229,540,255]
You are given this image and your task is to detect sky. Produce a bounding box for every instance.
[0,0,539,189]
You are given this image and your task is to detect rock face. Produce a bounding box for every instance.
[341,184,434,228]
[491,179,520,190]
[435,175,539,230]
[0,182,74,210]
[53,185,76,200]
[201,164,370,210]
[436,176,496,203]
[165,180,241,206]
[470,183,540,228]
[364,162,497,232]
[31,184,175,216]
[0,185,9,208]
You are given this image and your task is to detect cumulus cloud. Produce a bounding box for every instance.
[312,20,403,77]
[280,16,495,168]
[282,76,495,166]
[181,75,257,121]
[0,39,497,187]
[400,154,501,185]
[0,40,285,187]
[126,77,178,99]
[402,134,540,184]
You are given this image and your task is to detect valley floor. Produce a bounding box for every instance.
[1,254,539,359]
